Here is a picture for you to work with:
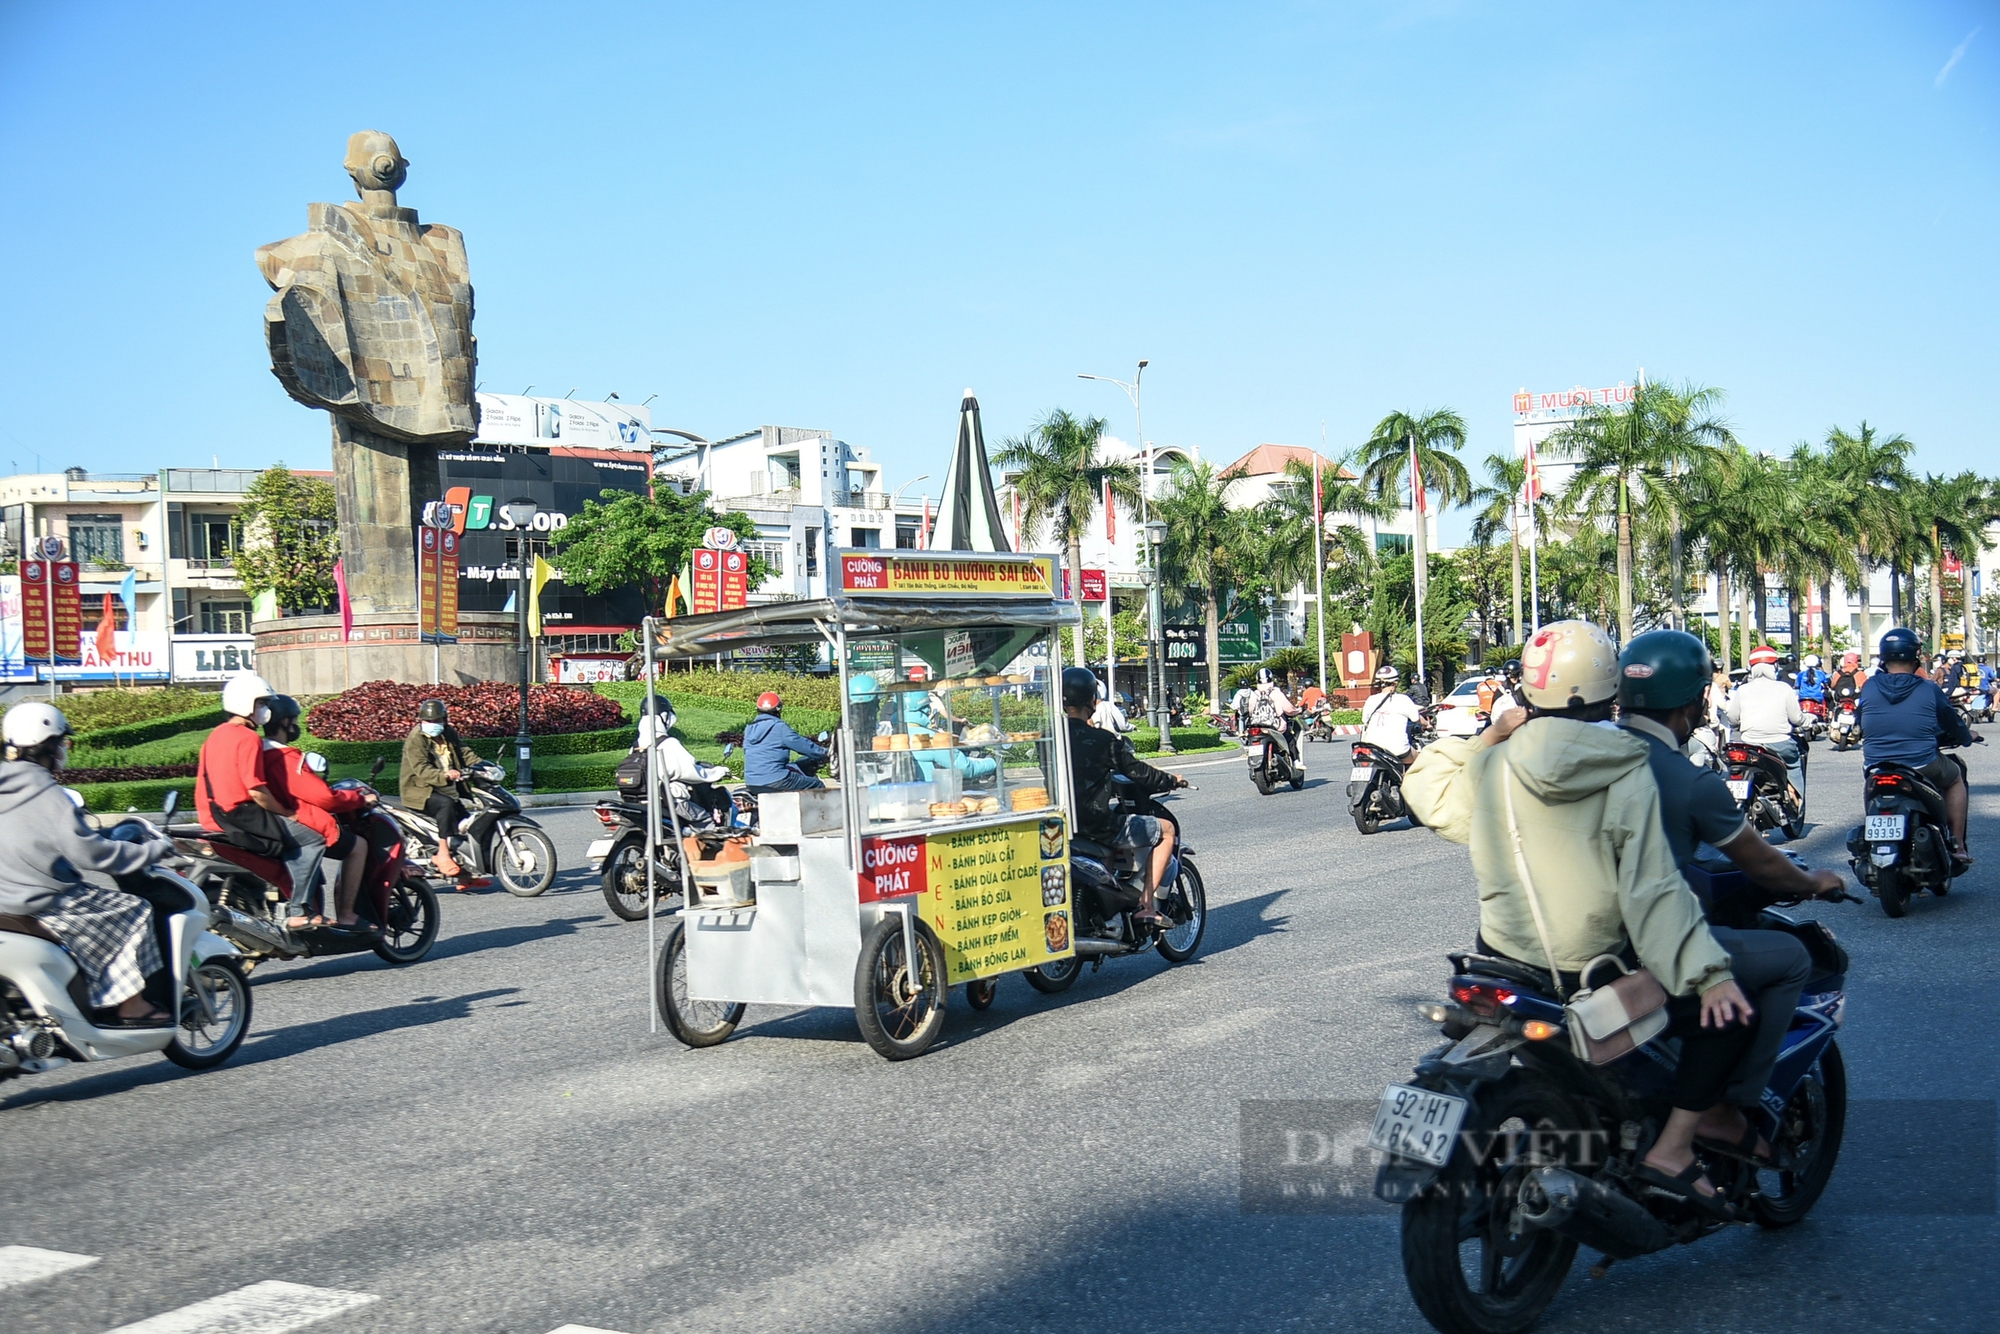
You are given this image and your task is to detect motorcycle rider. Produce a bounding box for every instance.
[1796,653,1828,711]
[1829,651,1865,706]
[1858,627,1976,866]
[198,672,327,929]
[1404,620,1756,1216]
[1241,668,1301,768]
[1090,677,1134,734]
[1720,645,1807,804]
[262,696,378,931]
[1061,666,1188,927]
[0,702,173,1025]
[1359,664,1425,762]
[743,692,828,793]
[399,699,484,890]
[1493,659,1525,714]
[1617,630,1844,1166]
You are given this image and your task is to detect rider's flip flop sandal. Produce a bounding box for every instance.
[1635,1160,1735,1220]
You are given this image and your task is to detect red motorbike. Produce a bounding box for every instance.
[1798,696,1829,740]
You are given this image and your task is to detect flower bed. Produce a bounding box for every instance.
[307,680,625,741]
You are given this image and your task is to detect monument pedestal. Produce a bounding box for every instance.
[254,611,526,694]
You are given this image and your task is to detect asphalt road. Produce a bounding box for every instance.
[4,738,1997,1334]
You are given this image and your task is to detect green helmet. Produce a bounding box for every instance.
[1617,629,1713,711]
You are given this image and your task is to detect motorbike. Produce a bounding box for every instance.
[1826,701,1862,752]
[1797,697,1828,741]
[170,759,440,968]
[1244,719,1305,794]
[382,759,559,896]
[1948,684,1992,726]
[1846,738,1980,917]
[1347,740,1422,835]
[1014,778,1205,1001]
[1212,710,1241,740]
[1,793,252,1083]
[1303,703,1339,744]
[1722,738,1807,841]
[590,755,756,922]
[1379,883,1856,1333]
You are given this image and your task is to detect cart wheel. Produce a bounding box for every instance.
[1022,956,1081,993]
[965,977,998,1011]
[853,914,947,1060]
[656,921,746,1048]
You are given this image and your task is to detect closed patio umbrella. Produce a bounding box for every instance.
[932,388,1012,552]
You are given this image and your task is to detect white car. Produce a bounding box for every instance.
[1431,679,1491,737]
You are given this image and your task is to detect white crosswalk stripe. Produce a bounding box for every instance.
[544,1326,632,1333]
[104,1280,377,1333]
[0,1244,100,1290]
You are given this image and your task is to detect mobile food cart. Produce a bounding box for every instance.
[638,550,1083,1060]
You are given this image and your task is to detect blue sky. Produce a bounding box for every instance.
[1,2,1992,542]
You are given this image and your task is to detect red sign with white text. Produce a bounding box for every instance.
[691,547,721,615]
[20,560,82,661]
[1060,568,1107,601]
[858,833,929,902]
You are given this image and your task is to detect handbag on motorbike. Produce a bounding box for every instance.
[1498,758,1670,1065]
[614,749,649,801]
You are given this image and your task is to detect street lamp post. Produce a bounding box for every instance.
[1144,519,1173,753]
[500,498,540,794]
[1079,361,1165,737]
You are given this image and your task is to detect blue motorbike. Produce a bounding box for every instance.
[1377,868,1856,1333]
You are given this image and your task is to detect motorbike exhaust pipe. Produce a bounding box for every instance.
[1517,1166,1674,1260]
[215,904,290,952]
[1072,939,1132,956]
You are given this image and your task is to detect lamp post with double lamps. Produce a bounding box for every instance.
[1079,361,1168,740]
[499,497,540,793]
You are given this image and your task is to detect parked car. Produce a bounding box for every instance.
[1431,678,1491,737]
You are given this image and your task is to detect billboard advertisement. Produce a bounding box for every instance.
[473,394,652,452]
[171,637,257,681]
[435,447,651,631]
[0,578,170,682]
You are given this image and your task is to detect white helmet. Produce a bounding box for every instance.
[1802,654,1820,669]
[1519,620,1621,708]
[1373,664,1400,683]
[221,670,275,718]
[3,701,71,751]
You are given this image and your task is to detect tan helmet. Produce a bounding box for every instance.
[1518,620,1620,709]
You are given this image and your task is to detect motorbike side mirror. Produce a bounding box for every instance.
[369,755,388,779]
[161,789,180,821]
[722,742,736,760]
[817,732,831,744]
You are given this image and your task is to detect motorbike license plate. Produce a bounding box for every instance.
[1865,814,1907,841]
[1726,779,1751,801]
[586,838,613,865]
[1349,765,1374,782]
[1367,1084,1468,1167]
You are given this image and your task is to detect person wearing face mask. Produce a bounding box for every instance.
[401,698,483,888]
[196,672,327,931]
[0,702,175,1026]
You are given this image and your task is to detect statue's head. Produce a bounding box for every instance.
[344,130,409,197]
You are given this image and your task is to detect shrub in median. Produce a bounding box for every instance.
[307,680,625,741]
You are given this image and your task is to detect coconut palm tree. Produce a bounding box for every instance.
[1781,443,1865,660]
[1356,409,1471,618]
[1544,379,1733,641]
[1822,421,1912,653]
[1155,459,1248,711]
[1471,452,1530,644]
[1906,471,1991,648]
[993,408,1142,664]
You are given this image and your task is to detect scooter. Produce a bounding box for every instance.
[1827,701,1861,752]
[1348,740,1421,835]
[0,793,251,1083]
[382,760,559,896]
[1015,777,1205,1000]
[171,759,440,968]
[1244,720,1304,794]
[1797,696,1828,741]
[589,751,754,922]
[1846,737,1980,917]
[1722,738,1807,840]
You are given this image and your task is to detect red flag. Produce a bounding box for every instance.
[94,592,117,660]
[1103,478,1116,542]
[1524,440,1543,503]
[333,558,353,642]
[1410,446,1427,516]
[918,496,932,550]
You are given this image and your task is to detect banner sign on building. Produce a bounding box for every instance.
[839,552,1057,599]
[1164,624,1206,666]
[171,637,256,681]
[1511,383,1638,426]
[690,540,749,616]
[858,814,1074,984]
[1059,568,1108,601]
[472,393,652,452]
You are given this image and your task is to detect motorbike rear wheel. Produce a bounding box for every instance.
[656,920,746,1047]
[1401,1074,1581,1334]
[1877,869,1911,918]
[1155,861,1207,963]
[372,878,440,964]
[1251,766,1274,796]
[493,825,559,897]
[164,958,252,1071]
[1752,1040,1846,1227]
[602,839,682,922]
[1023,956,1082,993]
[1353,799,1381,835]
[853,914,947,1060]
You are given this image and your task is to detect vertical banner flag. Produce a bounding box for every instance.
[20,559,50,662]
[333,558,353,642]
[691,547,721,615]
[118,569,137,625]
[94,593,117,660]
[438,530,460,637]
[720,548,749,610]
[664,571,684,621]
[1410,442,1427,515]
[528,555,554,637]
[1525,439,1543,503]
[918,497,932,550]
[1103,478,1116,543]
[50,562,82,662]
[418,528,439,638]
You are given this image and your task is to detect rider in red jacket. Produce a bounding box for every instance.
[262,697,379,931]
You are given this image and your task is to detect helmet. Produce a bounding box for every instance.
[221,671,274,718]
[755,692,782,714]
[847,673,880,704]
[1617,630,1713,711]
[1503,659,1523,682]
[642,693,678,728]
[1060,666,1100,711]
[263,695,301,736]
[1747,645,1779,667]
[417,698,449,724]
[1879,627,1922,663]
[1518,620,1620,709]
[1948,648,1965,660]
[1840,651,1860,667]
[906,665,929,683]
[1373,664,1400,684]
[1802,654,1820,669]
[1256,668,1275,686]
[3,701,71,750]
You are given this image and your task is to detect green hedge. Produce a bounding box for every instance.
[79,706,226,749]
[60,687,221,736]
[1129,726,1224,754]
[77,778,197,814]
[599,668,841,714]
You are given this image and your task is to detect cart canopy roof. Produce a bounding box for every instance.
[649,596,1081,657]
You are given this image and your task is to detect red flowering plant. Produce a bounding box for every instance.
[306,681,624,742]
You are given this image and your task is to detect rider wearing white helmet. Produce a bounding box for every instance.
[195,671,328,930]
[1360,664,1424,760]
[0,701,174,1025]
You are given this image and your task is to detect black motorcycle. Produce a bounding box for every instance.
[591,776,754,922]
[1846,738,1979,917]
[1721,739,1806,840]
[1015,779,1206,1000]
[1244,720,1304,794]
[383,759,560,896]
[1348,740,1422,835]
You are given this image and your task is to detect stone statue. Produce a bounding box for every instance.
[256,131,477,613]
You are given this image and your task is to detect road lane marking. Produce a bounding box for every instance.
[546,1326,632,1333]
[0,1245,99,1290]
[105,1280,377,1333]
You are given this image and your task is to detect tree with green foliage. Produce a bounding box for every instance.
[1356,410,1471,630]
[1156,459,1250,711]
[553,486,765,615]
[235,465,340,613]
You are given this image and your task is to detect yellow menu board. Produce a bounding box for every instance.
[921,814,1074,983]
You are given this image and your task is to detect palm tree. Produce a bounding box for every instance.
[1472,452,1529,644]
[993,408,1142,665]
[1781,443,1864,660]
[1906,471,1991,648]
[1356,410,1471,675]
[1262,454,1394,657]
[1955,479,2000,651]
[1822,421,1912,654]
[1155,459,1246,711]
[1544,379,1733,640]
